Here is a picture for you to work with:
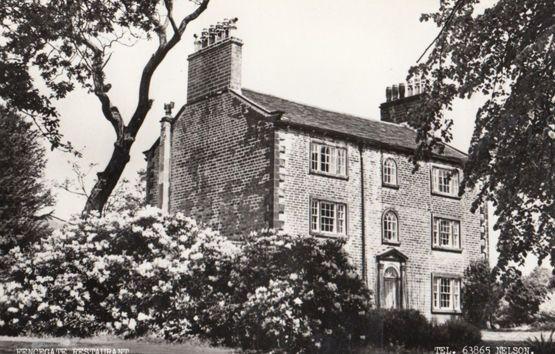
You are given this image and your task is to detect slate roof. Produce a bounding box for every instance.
[240,88,467,162]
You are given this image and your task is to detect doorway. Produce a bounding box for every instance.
[383,266,400,309]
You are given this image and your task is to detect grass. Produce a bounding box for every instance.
[350,330,553,354]
[0,335,235,354]
[2,330,553,354]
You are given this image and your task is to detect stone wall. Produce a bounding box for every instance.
[169,92,275,237]
[277,126,485,320]
[276,128,365,272]
[144,142,160,207]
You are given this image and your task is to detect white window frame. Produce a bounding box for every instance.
[383,158,398,186]
[382,210,399,244]
[310,142,347,177]
[431,166,459,197]
[432,217,461,250]
[432,276,461,312]
[310,199,347,236]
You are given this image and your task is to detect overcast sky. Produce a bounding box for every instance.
[42,0,541,272]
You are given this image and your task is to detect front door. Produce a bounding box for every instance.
[383,266,400,309]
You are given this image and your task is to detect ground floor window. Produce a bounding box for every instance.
[432,276,461,312]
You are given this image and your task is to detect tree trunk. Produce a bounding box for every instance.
[79,0,210,214]
[83,142,131,214]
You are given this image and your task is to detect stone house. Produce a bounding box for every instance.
[144,20,489,322]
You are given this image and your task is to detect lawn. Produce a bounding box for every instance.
[482,329,553,342]
[1,331,552,354]
[0,335,235,354]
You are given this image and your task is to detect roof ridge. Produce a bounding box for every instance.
[242,87,377,123]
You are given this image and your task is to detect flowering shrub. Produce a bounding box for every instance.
[202,231,374,353]
[0,212,372,352]
[0,207,236,338]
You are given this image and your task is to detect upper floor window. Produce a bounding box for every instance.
[310,142,347,177]
[432,217,461,250]
[310,199,346,236]
[432,276,461,312]
[383,210,399,244]
[383,158,398,187]
[431,167,459,197]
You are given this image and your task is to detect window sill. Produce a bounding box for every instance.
[310,231,347,239]
[309,170,348,180]
[431,191,461,200]
[432,247,463,254]
[432,309,462,315]
[382,240,400,246]
[382,183,399,190]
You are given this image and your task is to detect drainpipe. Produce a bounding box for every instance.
[158,102,174,214]
[359,143,367,284]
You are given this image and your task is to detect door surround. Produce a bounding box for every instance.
[376,247,408,309]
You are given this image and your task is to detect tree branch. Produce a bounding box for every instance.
[416,0,467,63]
[164,0,179,35]
[178,0,210,36]
[151,9,169,46]
[75,35,126,142]
[127,0,210,137]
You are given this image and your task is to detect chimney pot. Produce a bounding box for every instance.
[392,84,399,100]
[208,25,216,45]
[201,29,208,48]
[399,83,405,99]
[215,22,224,42]
[193,34,201,51]
[386,86,392,102]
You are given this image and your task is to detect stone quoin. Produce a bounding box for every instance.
[144,18,489,322]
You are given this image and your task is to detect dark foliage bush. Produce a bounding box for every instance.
[362,309,481,351]
[462,259,502,328]
[383,309,431,348]
[363,309,431,349]
[0,107,54,260]
[498,267,550,326]
[431,319,482,350]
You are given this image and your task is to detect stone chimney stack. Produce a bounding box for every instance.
[187,18,242,103]
[380,77,427,125]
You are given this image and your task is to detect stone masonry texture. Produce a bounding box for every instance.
[169,92,275,238]
[380,95,422,125]
[187,38,242,103]
[276,127,483,322]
